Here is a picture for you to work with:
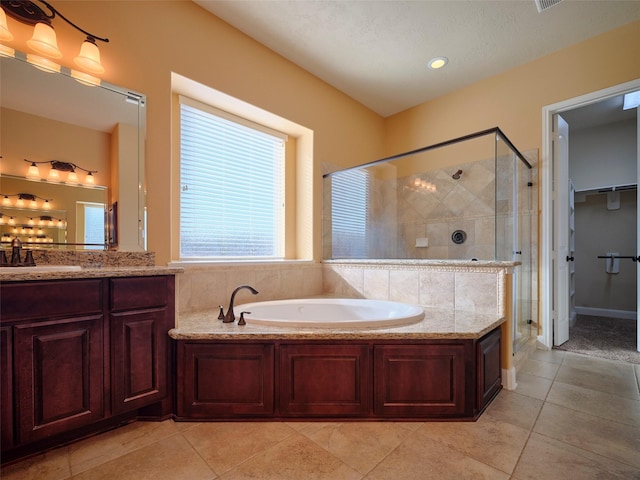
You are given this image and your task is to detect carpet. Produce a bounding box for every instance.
[554,314,640,365]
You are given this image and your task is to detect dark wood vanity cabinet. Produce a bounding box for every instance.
[1,326,14,451]
[0,275,175,463]
[175,328,501,421]
[110,276,174,415]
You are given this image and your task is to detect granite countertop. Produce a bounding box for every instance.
[0,266,184,282]
[170,307,506,341]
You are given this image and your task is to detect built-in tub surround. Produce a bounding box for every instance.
[171,305,503,340]
[322,259,519,389]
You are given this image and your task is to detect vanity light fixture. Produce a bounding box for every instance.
[0,8,14,57]
[24,159,98,186]
[0,192,53,210]
[0,0,109,75]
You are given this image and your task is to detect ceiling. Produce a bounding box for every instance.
[195,0,640,119]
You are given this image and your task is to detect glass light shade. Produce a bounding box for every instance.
[0,9,13,42]
[27,54,61,73]
[27,163,40,179]
[71,69,100,87]
[0,44,15,58]
[74,40,105,74]
[2,196,10,206]
[48,167,61,181]
[66,171,79,184]
[43,200,51,210]
[27,22,62,58]
[30,199,37,208]
[16,198,24,207]
[8,217,15,225]
[28,218,35,226]
[85,172,95,185]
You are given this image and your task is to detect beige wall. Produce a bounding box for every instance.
[4,4,639,266]
[1,107,110,184]
[2,0,385,265]
[384,20,640,156]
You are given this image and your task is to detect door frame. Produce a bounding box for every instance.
[540,78,640,350]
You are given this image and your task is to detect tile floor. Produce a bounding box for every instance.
[3,348,640,479]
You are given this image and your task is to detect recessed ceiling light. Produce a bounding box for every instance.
[428,56,448,70]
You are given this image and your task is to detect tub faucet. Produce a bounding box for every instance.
[223,285,259,323]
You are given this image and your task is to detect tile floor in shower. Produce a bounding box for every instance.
[3,349,640,479]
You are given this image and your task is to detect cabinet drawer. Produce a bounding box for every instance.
[0,280,103,322]
[110,276,169,311]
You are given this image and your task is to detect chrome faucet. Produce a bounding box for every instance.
[223,285,259,323]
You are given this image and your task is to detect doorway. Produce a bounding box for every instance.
[540,79,640,357]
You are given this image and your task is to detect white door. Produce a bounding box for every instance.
[554,114,570,346]
[636,105,639,352]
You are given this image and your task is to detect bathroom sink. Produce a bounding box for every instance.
[0,265,83,273]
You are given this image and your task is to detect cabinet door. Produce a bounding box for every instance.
[1,326,13,452]
[279,344,370,417]
[110,276,174,415]
[110,308,170,414]
[374,343,468,417]
[476,328,502,411]
[177,343,274,418]
[14,315,104,444]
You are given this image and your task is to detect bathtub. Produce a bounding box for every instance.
[234,298,424,328]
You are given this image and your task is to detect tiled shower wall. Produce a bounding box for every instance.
[376,158,497,259]
[322,263,507,316]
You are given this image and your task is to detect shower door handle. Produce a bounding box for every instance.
[566,256,574,262]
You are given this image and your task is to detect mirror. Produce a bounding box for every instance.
[0,50,146,251]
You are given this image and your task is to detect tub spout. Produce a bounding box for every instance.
[223,285,259,323]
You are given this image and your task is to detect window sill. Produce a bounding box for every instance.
[168,259,315,268]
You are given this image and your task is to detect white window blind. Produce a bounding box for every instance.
[180,97,285,259]
[331,169,369,258]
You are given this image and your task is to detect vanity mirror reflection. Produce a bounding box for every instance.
[0,50,146,251]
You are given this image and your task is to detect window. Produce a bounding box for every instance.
[77,202,105,250]
[179,96,286,259]
[330,169,369,258]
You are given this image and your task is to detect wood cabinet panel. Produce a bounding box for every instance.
[279,344,370,416]
[13,315,104,444]
[110,276,169,312]
[1,280,103,322]
[177,343,274,417]
[373,344,467,417]
[476,328,502,410]
[1,326,13,451]
[111,309,169,414]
